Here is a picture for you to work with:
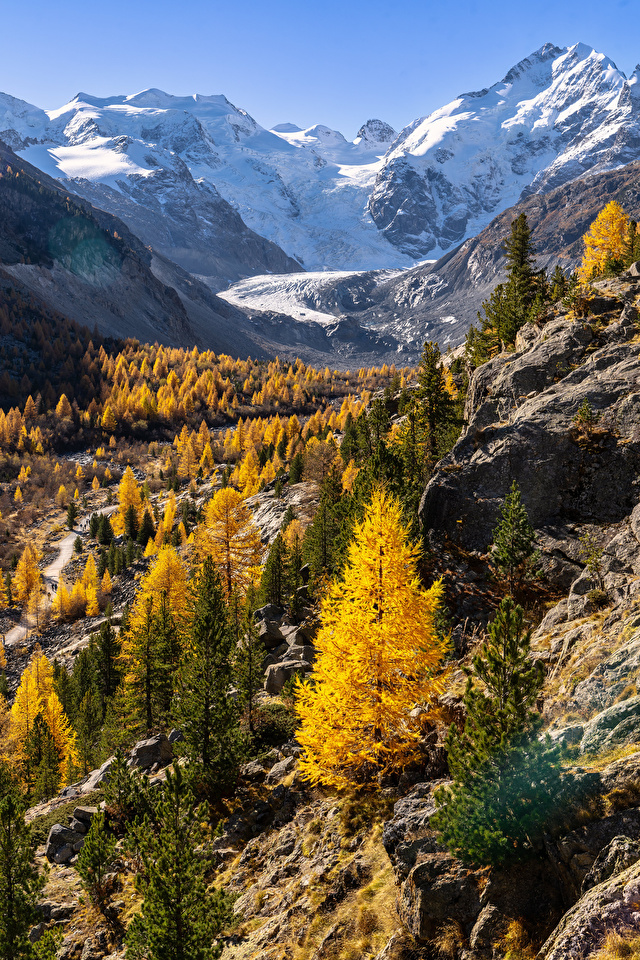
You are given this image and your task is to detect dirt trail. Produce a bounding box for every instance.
[4,505,117,648]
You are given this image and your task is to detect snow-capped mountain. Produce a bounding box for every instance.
[1,42,638,284]
[1,40,639,357]
[369,42,640,257]
[0,88,407,284]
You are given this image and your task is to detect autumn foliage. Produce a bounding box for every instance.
[296,489,448,789]
[579,200,629,280]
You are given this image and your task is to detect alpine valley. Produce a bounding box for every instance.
[2,40,640,360]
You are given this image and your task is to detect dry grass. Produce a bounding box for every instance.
[432,920,465,958]
[493,919,537,960]
[592,930,640,959]
[578,743,640,772]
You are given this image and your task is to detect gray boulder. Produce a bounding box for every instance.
[45,823,85,864]
[127,733,173,770]
[580,695,640,754]
[264,660,311,695]
[581,836,640,893]
[539,860,640,960]
[81,755,115,793]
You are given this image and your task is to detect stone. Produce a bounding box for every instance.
[580,695,640,754]
[265,756,296,783]
[399,853,483,941]
[45,823,85,864]
[127,733,173,769]
[539,860,640,960]
[581,836,640,893]
[239,760,267,783]
[382,783,442,880]
[81,756,114,793]
[264,660,310,695]
[73,805,98,827]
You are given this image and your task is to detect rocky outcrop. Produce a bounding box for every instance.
[127,733,173,771]
[539,860,640,960]
[421,286,640,590]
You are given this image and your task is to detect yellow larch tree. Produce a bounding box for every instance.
[52,577,71,621]
[114,465,143,534]
[13,543,42,607]
[85,584,100,617]
[42,692,78,779]
[194,487,262,598]
[125,545,190,637]
[101,569,112,596]
[579,201,629,280]
[296,488,448,789]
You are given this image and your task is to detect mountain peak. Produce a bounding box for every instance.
[355,119,397,145]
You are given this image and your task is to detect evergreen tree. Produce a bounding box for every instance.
[89,513,100,539]
[98,514,114,546]
[124,504,139,542]
[137,509,156,549]
[123,593,177,737]
[75,691,102,775]
[467,214,543,364]
[489,481,539,595]
[0,779,46,959]
[234,613,266,736]
[433,598,568,866]
[76,810,116,906]
[259,534,288,607]
[92,620,121,710]
[417,341,455,465]
[66,500,78,531]
[172,559,243,794]
[125,766,231,960]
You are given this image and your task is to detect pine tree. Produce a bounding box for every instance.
[467,213,542,363]
[172,559,243,794]
[259,533,288,607]
[125,766,231,960]
[137,509,156,549]
[296,489,448,788]
[76,810,116,906]
[433,598,568,866]
[234,611,266,736]
[489,481,539,595]
[0,780,46,960]
[66,501,78,530]
[416,341,455,465]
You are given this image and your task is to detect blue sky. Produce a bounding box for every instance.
[1,0,637,137]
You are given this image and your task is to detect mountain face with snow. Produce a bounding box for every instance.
[369,42,640,257]
[1,41,640,362]
[0,88,407,284]
[1,43,639,283]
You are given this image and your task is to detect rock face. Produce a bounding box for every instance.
[370,43,640,259]
[539,860,640,960]
[45,823,86,864]
[127,733,173,770]
[420,289,640,587]
[382,783,564,949]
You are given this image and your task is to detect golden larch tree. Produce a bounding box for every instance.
[13,543,42,607]
[194,487,262,598]
[114,466,142,535]
[579,201,629,280]
[296,488,448,789]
